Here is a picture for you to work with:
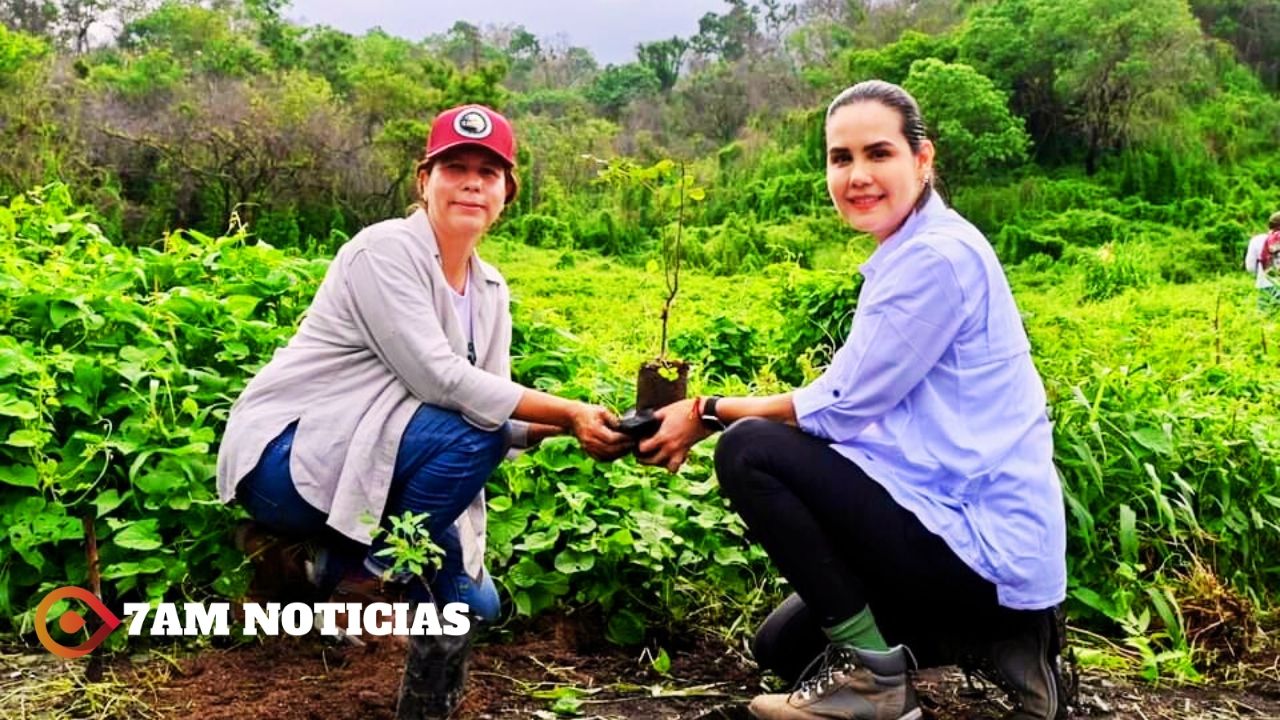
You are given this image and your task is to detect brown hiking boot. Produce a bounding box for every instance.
[233,521,317,601]
[326,567,412,646]
[962,607,1074,720]
[748,644,922,720]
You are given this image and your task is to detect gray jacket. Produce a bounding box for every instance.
[216,208,528,581]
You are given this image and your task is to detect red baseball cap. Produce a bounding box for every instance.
[425,105,517,167]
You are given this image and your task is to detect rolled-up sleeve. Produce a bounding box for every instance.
[343,239,523,430]
[793,244,969,442]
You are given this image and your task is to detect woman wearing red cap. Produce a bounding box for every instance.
[216,104,632,719]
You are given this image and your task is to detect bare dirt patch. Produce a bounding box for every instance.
[4,617,1279,719]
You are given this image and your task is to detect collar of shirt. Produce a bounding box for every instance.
[858,188,948,282]
[407,208,504,288]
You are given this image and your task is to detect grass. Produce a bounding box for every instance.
[0,650,169,719]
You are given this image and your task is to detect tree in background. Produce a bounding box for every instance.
[637,37,686,94]
[436,21,495,70]
[299,24,356,95]
[119,1,271,77]
[843,29,957,86]
[787,0,861,70]
[244,0,302,69]
[691,0,759,62]
[1037,0,1204,174]
[2,0,1278,262]
[0,26,87,196]
[493,24,542,90]
[960,0,1204,173]
[673,62,751,145]
[902,58,1030,184]
[1190,0,1280,90]
[586,62,660,120]
[851,0,965,48]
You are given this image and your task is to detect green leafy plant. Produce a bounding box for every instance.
[371,510,446,579]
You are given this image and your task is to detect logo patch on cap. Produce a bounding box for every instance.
[454,109,492,139]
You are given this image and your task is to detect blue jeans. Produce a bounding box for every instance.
[235,405,506,621]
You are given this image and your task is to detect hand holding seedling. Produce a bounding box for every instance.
[569,404,634,461]
[636,398,713,473]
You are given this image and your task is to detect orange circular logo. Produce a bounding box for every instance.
[35,587,122,658]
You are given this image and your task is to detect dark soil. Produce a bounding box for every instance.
[132,615,1280,720]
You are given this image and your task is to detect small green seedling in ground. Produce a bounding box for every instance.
[371,510,445,579]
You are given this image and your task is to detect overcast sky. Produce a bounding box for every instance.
[284,0,730,66]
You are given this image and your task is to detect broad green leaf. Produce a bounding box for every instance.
[516,529,560,553]
[94,489,128,517]
[49,298,82,329]
[134,470,183,495]
[712,546,748,566]
[506,557,544,589]
[0,348,35,379]
[102,558,167,579]
[553,549,595,575]
[0,394,38,420]
[1130,426,1172,456]
[0,465,39,488]
[113,520,163,551]
[5,429,47,448]
[224,295,261,319]
[606,608,645,645]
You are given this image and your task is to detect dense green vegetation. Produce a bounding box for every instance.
[2,0,1279,679]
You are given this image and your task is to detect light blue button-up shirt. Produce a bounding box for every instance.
[792,191,1066,610]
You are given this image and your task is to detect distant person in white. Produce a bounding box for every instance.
[1244,210,1280,309]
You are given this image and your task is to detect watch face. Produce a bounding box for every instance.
[700,397,724,429]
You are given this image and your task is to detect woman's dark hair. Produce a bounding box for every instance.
[826,80,929,155]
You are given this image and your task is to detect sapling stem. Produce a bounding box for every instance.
[659,163,685,362]
[83,515,104,681]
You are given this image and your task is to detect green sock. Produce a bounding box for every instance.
[824,606,889,652]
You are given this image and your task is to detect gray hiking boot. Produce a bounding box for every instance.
[748,644,922,720]
[395,624,473,720]
[965,607,1074,720]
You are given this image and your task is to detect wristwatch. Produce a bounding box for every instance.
[699,396,726,432]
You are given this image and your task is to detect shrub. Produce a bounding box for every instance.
[994,224,1065,264]
[1201,219,1250,266]
[903,59,1030,184]
[670,315,762,382]
[1032,209,1130,247]
[1077,242,1154,301]
[771,269,863,384]
[514,213,574,249]
[951,177,1111,236]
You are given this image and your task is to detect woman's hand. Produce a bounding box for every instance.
[636,398,714,473]
[569,404,633,461]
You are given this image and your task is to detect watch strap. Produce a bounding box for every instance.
[700,396,725,431]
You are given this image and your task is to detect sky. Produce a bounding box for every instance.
[284,0,730,66]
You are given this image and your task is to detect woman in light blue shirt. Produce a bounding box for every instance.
[639,81,1069,720]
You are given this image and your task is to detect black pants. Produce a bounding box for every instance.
[715,418,1047,681]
